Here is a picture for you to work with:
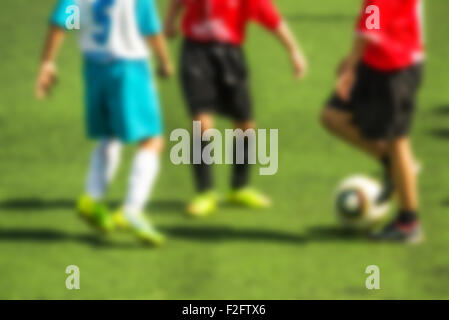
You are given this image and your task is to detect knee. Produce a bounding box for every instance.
[320,108,347,132]
[375,141,389,155]
[193,113,214,134]
[140,136,165,154]
[235,120,255,131]
[387,137,409,153]
[99,139,122,157]
[320,108,334,130]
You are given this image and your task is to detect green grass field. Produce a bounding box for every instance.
[1,0,449,300]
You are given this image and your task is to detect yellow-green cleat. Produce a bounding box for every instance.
[124,213,165,247]
[76,195,115,233]
[186,191,219,218]
[228,187,271,209]
[111,209,130,231]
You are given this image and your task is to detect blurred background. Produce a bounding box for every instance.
[0,0,449,299]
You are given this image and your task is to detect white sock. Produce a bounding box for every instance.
[124,149,160,217]
[85,139,122,200]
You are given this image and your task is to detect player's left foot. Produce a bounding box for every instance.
[370,220,424,244]
[376,173,395,204]
[228,187,271,209]
[125,213,165,247]
[76,195,115,233]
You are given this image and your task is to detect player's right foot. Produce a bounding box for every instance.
[370,220,424,244]
[125,213,165,247]
[111,209,130,231]
[186,191,219,217]
[76,195,114,233]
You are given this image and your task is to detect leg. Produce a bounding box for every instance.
[231,120,255,190]
[321,107,395,203]
[192,112,214,192]
[119,136,165,246]
[77,139,122,232]
[108,60,164,218]
[229,120,271,208]
[387,66,423,212]
[123,136,164,216]
[389,137,418,215]
[372,136,422,243]
[369,64,423,243]
[179,41,222,217]
[186,113,219,217]
[321,107,387,159]
[83,62,122,200]
[85,139,122,200]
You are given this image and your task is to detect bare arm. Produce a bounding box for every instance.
[273,21,307,79]
[338,35,369,74]
[336,36,369,101]
[164,0,184,38]
[35,26,65,99]
[147,34,174,78]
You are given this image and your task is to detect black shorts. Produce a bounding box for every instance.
[180,39,253,122]
[327,63,423,140]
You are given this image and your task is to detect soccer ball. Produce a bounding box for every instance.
[334,175,391,230]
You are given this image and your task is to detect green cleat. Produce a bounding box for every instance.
[76,195,115,233]
[125,213,165,247]
[228,187,271,209]
[186,191,219,218]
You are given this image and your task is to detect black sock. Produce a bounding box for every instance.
[192,140,213,192]
[376,156,395,203]
[397,210,418,225]
[232,136,251,190]
[381,156,391,173]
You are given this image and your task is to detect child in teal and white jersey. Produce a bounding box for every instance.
[35,0,174,246]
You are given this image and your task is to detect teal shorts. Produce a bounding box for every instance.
[83,59,163,143]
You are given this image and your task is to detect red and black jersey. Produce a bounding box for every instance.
[356,0,424,71]
[181,0,282,45]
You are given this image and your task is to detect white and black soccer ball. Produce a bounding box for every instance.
[334,175,391,230]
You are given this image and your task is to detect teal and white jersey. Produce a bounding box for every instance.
[50,0,161,61]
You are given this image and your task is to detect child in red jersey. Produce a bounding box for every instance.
[165,0,307,217]
[321,0,424,243]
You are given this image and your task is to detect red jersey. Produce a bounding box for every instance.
[356,0,424,71]
[181,0,282,45]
